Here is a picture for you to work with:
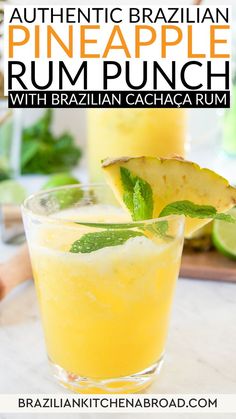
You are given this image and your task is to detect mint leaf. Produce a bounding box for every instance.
[159,201,216,218]
[70,230,144,253]
[214,213,236,222]
[75,220,169,240]
[21,109,82,175]
[133,180,151,221]
[75,221,145,229]
[156,220,169,236]
[159,200,236,223]
[120,167,153,221]
[120,167,137,217]
[145,220,169,238]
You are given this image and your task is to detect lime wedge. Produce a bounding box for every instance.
[42,173,80,190]
[212,207,236,260]
[0,180,27,204]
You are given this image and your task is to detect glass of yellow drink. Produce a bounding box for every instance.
[88,109,187,182]
[22,184,184,393]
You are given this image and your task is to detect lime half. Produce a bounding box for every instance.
[0,180,27,204]
[212,207,236,260]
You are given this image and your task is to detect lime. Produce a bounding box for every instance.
[42,173,82,210]
[42,173,80,190]
[212,207,236,260]
[0,180,27,204]
[54,187,84,210]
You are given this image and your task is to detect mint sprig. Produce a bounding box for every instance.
[159,200,236,223]
[70,171,236,254]
[75,221,145,229]
[120,167,153,221]
[70,229,144,254]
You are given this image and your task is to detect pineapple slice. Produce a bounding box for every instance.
[102,156,236,237]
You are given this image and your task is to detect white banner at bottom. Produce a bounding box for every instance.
[0,394,236,413]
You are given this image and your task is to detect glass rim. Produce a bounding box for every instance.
[22,183,185,227]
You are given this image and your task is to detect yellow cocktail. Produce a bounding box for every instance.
[22,185,184,393]
[88,109,187,182]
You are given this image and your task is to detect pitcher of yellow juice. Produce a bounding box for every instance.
[88,109,187,182]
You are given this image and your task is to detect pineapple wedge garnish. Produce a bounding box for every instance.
[102,156,236,237]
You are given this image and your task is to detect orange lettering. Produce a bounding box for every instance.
[210,25,230,58]
[47,25,73,58]
[161,25,183,58]
[103,25,131,58]
[9,25,30,58]
[80,25,100,58]
[188,26,205,58]
[135,25,156,58]
[35,25,40,58]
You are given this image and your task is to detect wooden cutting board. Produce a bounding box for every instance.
[180,248,236,283]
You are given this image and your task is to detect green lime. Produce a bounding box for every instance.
[212,207,236,260]
[42,173,80,190]
[54,187,84,210]
[0,180,27,204]
[42,173,83,210]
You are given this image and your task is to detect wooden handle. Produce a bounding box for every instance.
[0,244,33,300]
[2,205,22,223]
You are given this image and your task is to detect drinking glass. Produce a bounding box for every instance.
[88,109,187,182]
[22,184,185,393]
